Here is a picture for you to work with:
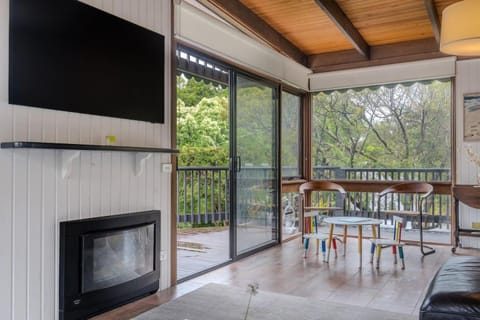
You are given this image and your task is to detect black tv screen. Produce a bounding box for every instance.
[9,0,165,123]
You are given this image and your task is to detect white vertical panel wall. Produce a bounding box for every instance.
[455,59,480,248]
[0,1,172,320]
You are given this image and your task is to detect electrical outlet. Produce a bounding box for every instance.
[160,251,167,261]
[161,163,172,173]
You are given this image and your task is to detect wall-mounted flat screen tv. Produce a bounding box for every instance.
[9,0,165,123]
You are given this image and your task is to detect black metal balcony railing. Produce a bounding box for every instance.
[177,166,230,224]
[312,166,450,181]
[177,166,451,230]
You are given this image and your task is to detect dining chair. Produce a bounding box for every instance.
[376,182,435,256]
[299,181,346,260]
[370,216,405,269]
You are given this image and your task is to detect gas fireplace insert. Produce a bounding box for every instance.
[59,211,161,320]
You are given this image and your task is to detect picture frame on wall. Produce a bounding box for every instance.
[464,93,480,141]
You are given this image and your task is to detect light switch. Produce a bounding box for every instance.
[160,251,167,261]
[161,163,172,173]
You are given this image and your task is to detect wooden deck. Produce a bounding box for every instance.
[177,227,230,279]
[94,231,468,320]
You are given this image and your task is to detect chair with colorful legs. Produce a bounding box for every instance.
[370,216,405,269]
[299,181,345,261]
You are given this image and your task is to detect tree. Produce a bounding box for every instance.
[312,81,451,170]
[177,96,229,166]
[177,75,227,107]
[177,75,229,167]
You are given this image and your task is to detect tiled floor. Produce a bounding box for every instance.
[94,234,467,320]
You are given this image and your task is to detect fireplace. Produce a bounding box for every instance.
[59,211,161,320]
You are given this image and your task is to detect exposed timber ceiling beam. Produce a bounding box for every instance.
[314,0,370,59]
[424,0,441,43]
[198,0,307,66]
[308,38,447,73]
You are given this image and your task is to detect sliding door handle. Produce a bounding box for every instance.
[236,156,241,172]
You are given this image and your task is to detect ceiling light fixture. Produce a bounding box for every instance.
[440,0,480,56]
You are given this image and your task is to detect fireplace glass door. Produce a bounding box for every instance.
[82,224,155,293]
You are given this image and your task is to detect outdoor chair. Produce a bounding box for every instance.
[376,182,435,256]
[370,216,405,269]
[299,181,346,260]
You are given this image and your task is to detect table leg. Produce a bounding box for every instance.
[326,224,334,263]
[343,225,348,256]
[358,225,363,268]
[371,224,377,239]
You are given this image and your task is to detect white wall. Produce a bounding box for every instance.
[455,58,480,248]
[0,1,172,320]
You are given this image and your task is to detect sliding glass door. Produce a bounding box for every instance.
[232,73,280,255]
[175,46,280,280]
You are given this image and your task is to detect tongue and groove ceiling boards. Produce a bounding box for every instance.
[198,0,461,72]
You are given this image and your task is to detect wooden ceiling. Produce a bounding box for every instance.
[197,0,462,72]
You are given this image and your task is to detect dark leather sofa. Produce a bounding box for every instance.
[420,256,480,320]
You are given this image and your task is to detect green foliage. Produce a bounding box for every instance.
[177,222,192,229]
[235,79,275,166]
[177,96,229,149]
[312,81,451,170]
[176,74,452,224]
[176,75,230,218]
[177,75,227,107]
[177,75,229,168]
[178,146,228,167]
[177,221,228,229]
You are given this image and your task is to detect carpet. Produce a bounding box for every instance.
[134,283,417,320]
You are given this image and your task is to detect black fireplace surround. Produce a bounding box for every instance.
[59,211,161,320]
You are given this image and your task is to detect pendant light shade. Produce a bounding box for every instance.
[440,0,480,56]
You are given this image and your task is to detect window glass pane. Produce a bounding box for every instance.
[312,80,451,182]
[235,74,279,254]
[282,91,301,178]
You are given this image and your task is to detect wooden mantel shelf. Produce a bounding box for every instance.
[0,141,179,154]
[1,141,179,178]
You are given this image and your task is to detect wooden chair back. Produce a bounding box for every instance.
[378,182,433,198]
[377,182,433,216]
[299,181,346,195]
[299,181,347,236]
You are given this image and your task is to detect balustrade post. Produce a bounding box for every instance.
[334,168,346,214]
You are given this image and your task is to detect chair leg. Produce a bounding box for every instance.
[370,243,375,263]
[376,246,382,269]
[392,245,397,264]
[343,225,348,256]
[316,238,320,256]
[419,213,435,256]
[399,246,405,270]
[304,238,309,258]
[332,238,337,258]
[321,240,326,261]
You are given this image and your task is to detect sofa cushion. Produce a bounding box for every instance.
[420,256,480,320]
